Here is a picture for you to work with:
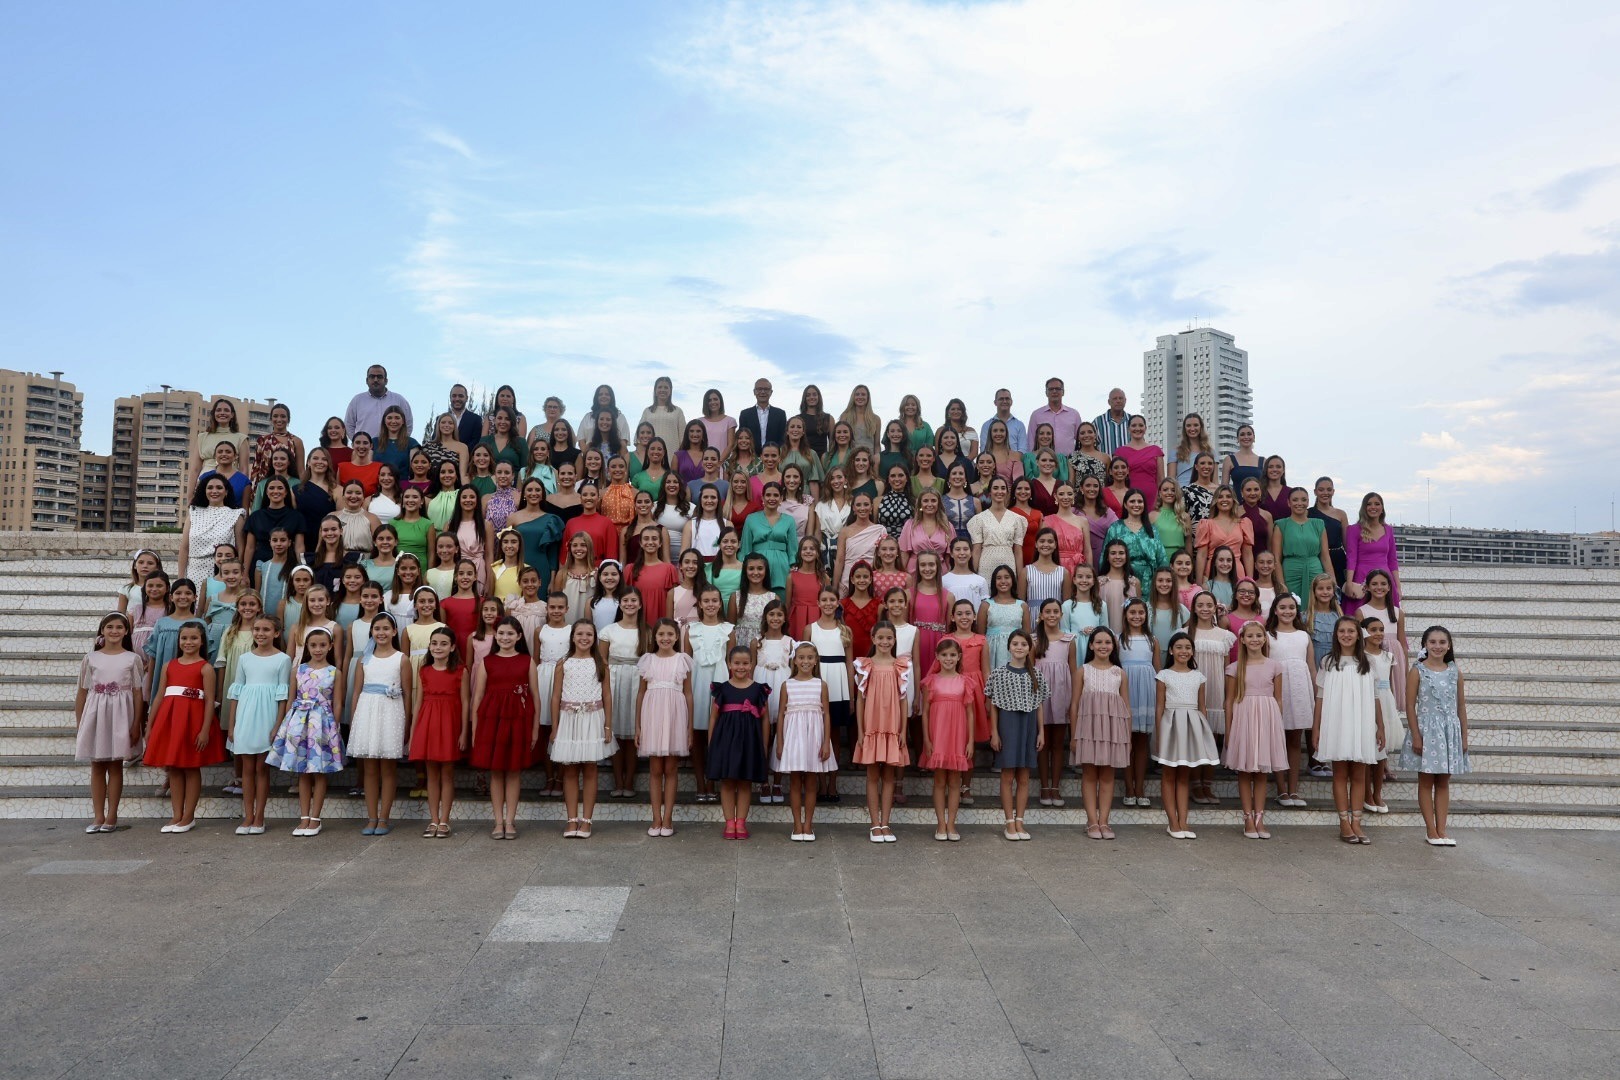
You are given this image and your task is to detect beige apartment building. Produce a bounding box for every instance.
[103,388,273,531]
[0,370,84,532]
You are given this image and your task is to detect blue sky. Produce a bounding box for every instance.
[3,1,1618,530]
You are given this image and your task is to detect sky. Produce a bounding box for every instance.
[3,0,1618,531]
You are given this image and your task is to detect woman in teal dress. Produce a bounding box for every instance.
[739,482,799,593]
[478,407,529,475]
[1103,488,1169,594]
[1022,423,1072,485]
[1271,486,1330,600]
[506,479,566,587]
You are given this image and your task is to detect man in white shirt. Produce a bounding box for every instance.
[344,365,413,443]
[738,378,787,449]
[979,388,1027,452]
[1026,377,1082,454]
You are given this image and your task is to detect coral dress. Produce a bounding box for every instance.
[75,651,144,762]
[469,652,535,770]
[852,657,910,767]
[918,671,973,772]
[787,569,822,639]
[409,663,465,763]
[143,659,225,769]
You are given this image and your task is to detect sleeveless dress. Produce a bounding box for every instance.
[1224,658,1287,772]
[143,659,225,768]
[913,589,949,671]
[734,591,774,648]
[774,677,836,773]
[410,663,465,763]
[754,636,794,704]
[686,621,734,733]
[534,623,573,729]
[1367,650,1405,760]
[636,652,693,756]
[227,650,292,754]
[75,650,144,762]
[918,671,973,771]
[1152,668,1219,767]
[1190,625,1237,734]
[1400,663,1471,775]
[787,570,822,639]
[560,570,595,624]
[1073,664,1130,768]
[1269,630,1315,731]
[550,657,617,764]
[1025,564,1065,610]
[348,651,407,758]
[1119,634,1158,734]
[809,623,851,724]
[600,623,642,740]
[268,664,344,774]
[983,599,1026,670]
[852,658,910,767]
[1034,634,1076,727]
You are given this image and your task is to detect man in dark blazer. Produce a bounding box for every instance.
[737,378,788,449]
[448,383,483,447]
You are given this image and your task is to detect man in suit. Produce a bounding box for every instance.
[448,383,482,446]
[737,378,788,449]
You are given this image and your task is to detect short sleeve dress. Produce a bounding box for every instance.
[636,651,693,757]
[226,650,292,755]
[1224,658,1287,773]
[918,671,974,772]
[1152,668,1218,768]
[75,650,144,762]
[853,657,911,767]
[706,681,771,782]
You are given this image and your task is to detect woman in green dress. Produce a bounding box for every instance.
[739,482,799,594]
[1271,486,1331,600]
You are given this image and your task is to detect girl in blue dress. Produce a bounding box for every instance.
[1118,599,1160,809]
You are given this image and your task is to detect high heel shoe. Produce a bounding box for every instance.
[1242,811,1260,839]
[1350,810,1370,844]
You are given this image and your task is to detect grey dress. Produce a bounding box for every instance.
[1399,663,1471,775]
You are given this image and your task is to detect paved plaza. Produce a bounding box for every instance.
[3,820,1619,1080]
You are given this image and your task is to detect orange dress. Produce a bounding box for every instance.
[142,659,225,768]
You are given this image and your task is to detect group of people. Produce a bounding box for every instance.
[71,368,1472,847]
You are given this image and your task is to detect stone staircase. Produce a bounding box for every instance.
[0,535,1615,831]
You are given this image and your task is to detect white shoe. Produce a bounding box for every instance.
[291,826,309,837]
[169,823,194,834]
[1182,829,1196,839]
[881,829,897,843]
[804,832,816,842]
[160,824,176,833]
[934,831,949,841]
[234,825,251,836]
[1441,837,1457,846]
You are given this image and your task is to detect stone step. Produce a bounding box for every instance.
[1465,654,1620,676]
[0,631,95,653]
[0,677,92,702]
[1405,598,1620,618]
[0,613,109,634]
[1467,698,1618,724]
[0,557,150,576]
[1470,720,1620,750]
[0,655,82,677]
[3,786,1614,830]
[1400,566,1620,584]
[1,594,120,613]
[1459,673,1620,702]
[0,728,79,755]
[1,757,1613,806]
[1402,581,1620,600]
[1434,630,1620,656]
[1402,614,1620,638]
[0,578,140,597]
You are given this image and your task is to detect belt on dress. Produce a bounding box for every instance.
[361,682,402,698]
[916,621,947,632]
[647,680,681,691]
[560,699,603,713]
[291,696,325,709]
[609,657,637,666]
[163,686,204,700]
[819,653,846,662]
[91,682,125,695]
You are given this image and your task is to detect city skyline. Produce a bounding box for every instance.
[3,2,1618,530]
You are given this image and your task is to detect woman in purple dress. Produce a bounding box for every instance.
[1344,492,1401,616]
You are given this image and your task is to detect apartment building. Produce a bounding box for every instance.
[0,370,84,532]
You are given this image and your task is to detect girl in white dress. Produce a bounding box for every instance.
[346,613,413,836]
[775,642,835,840]
[752,600,795,805]
[1360,613,1406,814]
[533,594,574,796]
[549,621,617,839]
[1154,632,1219,839]
[1185,591,1236,806]
[599,588,647,799]
[683,584,734,803]
[1267,593,1315,808]
[1314,616,1383,845]
[809,587,854,796]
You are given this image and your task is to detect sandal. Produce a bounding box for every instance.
[577,818,592,838]
[1338,810,1357,844]
[1242,812,1260,840]
[1351,810,1370,845]
[1254,811,1271,840]
[1004,819,1019,841]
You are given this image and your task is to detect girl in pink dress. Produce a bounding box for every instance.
[911,552,952,669]
[1074,627,1129,839]
[1032,599,1079,808]
[75,613,146,833]
[786,537,826,640]
[918,638,975,841]
[854,623,910,843]
[1226,621,1286,839]
[636,619,693,837]
[1116,415,1165,494]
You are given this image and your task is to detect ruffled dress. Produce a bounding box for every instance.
[550,657,618,764]
[1269,630,1315,731]
[1073,664,1130,768]
[636,651,693,757]
[918,671,973,772]
[852,657,910,767]
[705,681,771,782]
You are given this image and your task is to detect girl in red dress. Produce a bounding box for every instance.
[469,616,540,840]
[840,562,881,660]
[142,620,221,833]
[410,627,468,838]
[439,560,482,654]
[786,537,826,640]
